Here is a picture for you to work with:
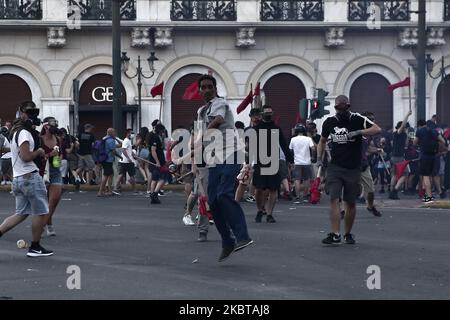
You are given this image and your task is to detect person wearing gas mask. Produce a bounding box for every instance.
[317,95,381,245]
[39,117,63,237]
[0,101,54,257]
[252,105,293,223]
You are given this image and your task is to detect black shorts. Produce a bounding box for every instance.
[151,167,165,182]
[326,164,361,203]
[119,162,136,177]
[101,162,114,177]
[419,157,437,176]
[252,165,281,191]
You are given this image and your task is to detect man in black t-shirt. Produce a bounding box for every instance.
[76,123,96,185]
[317,95,381,245]
[148,124,166,204]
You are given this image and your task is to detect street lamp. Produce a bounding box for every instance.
[121,50,158,130]
[425,54,447,124]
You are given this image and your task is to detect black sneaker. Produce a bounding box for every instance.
[150,192,161,204]
[27,245,54,257]
[266,215,276,223]
[234,239,254,252]
[218,246,235,262]
[322,233,341,245]
[89,180,97,186]
[389,189,400,200]
[197,232,207,242]
[344,233,356,244]
[255,211,264,223]
[158,190,165,196]
[367,206,382,217]
[422,196,434,203]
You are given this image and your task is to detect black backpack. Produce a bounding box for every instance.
[420,128,439,155]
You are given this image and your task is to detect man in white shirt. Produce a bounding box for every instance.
[0,101,54,257]
[113,129,137,194]
[289,124,315,203]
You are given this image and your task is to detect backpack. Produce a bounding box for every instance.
[421,128,439,155]
[92,138,112,163]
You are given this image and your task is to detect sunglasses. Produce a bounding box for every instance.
[200,84,214,90]
[43,119,58,127]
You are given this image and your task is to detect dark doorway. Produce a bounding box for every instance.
[350,73,393,130]
[0,74,32,124]
[263,73,307,139]
[436,74,450,127]
[171,73,203,131]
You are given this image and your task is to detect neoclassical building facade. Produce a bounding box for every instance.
[1,0,449,137]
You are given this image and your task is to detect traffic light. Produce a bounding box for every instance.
[317,88,330,118]
[310,99,320,120]
[299,98,309,122]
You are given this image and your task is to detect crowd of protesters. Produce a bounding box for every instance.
[1,89,450,259]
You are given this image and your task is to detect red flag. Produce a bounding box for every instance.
[273,115,280,126]
[237,89,253,114]
[395,160,411,182]
[150,81,164,97]
[182,81,202,101]
[388,77,410,92]
[294,112,302,125]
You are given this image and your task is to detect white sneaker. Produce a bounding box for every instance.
[1,181,5,185]
[182,215,195,226]
[5,181,12,185]
[46,225,56,237]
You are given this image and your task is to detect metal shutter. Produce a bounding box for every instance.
[349,73,393,130]
[263,73,306,139]
[436,75,450,126]
[171,73,202,130]
[0,74,32,122]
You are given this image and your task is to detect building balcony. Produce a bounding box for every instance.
[170,0,237,21]
[348,0,410,21]
[260,0,324,21]
[0,0,42,19]
[67,0,136,20]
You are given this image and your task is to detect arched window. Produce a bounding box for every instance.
[171,73,202,131]
[0,74,32,123]
[350,73,393,130]
[263,73,306,139]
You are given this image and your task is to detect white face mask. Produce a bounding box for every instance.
[130,134,135,140]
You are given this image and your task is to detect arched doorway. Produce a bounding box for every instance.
[0,74,32,123]
[78,73,128,139]
[436,74,450,126]
[171,73,202,131]
[349,73,393,130]
[263,73,306,139]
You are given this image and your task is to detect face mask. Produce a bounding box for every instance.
[336,110,350,122]
[49,126,58,134]
[262,114,272,122]
[130,134,135,140]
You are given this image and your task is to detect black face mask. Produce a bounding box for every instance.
[262,115,272,122]
[48,126,58,134]
[336,110,350,122]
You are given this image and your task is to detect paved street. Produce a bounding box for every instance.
[0,189,449,300]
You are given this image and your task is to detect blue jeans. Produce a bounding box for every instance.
[208,163,250,248]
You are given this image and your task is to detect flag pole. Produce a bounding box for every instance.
[158,85,164,122]
[408,68,412,112]
[250,83,253,109]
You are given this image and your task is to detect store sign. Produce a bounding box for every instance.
[92,87,113,102]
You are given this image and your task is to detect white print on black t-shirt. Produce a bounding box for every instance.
[330,127,356,144]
